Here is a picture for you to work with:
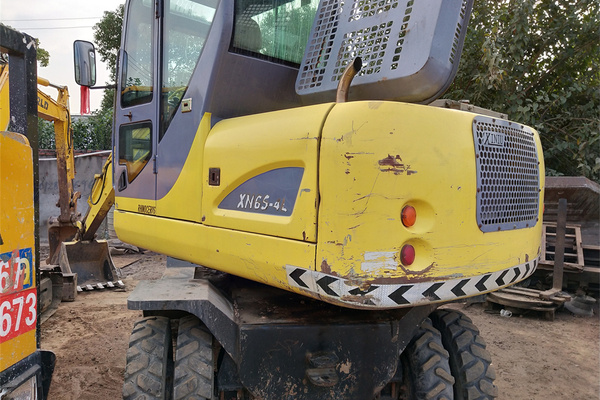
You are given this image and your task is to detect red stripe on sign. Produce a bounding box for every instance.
[0,287,37,344]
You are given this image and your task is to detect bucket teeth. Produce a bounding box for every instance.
[76,281,125,292]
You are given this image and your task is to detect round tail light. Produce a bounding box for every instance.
[401,205,417,227]
[400,244,415,266]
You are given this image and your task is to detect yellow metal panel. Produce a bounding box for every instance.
[114,101,544,309]
[1,132,35,269]
[202,103,333,242]
[114,210,315,289]
[317,101,543,282]
[115,197,157,216]
[0,330,36,371]
[0,65,9,131]
[1,131,37,372]
[155,113,211,222]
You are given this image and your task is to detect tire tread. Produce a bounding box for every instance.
[431,310,498,400]
[123,316,173,400]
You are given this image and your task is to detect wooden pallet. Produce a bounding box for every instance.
[540,223,584,272]
[486,287,570,321]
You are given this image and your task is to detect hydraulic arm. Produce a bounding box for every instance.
[35,75,81,264]
[2,63,119,297]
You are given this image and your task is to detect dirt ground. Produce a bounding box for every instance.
[40,251,600,400]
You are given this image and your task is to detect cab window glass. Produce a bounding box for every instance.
[121,0,154,108]
[233,0,319,65]
[119,123,152,183]
[161,0,218,138]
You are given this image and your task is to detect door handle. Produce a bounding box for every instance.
[118,170,128,191]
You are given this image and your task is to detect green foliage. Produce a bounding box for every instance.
[72,109,113,150]
[35,39,50,67]
[448,0,600,181]
[38,109,112,151]
[93,4,124,82]
[0,24,50,67]
[93,4,124,111]
[38,118,55,149]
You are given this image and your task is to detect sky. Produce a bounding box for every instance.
[1,0,125,113]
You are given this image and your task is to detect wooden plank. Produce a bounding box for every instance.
[582,244,600,251]
[502,287,543,296]
[537,262,584,272]
[575,225,585,266]
[488,291,555,307]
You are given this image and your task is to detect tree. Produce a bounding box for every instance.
[35,39,50,67]
[72,109,113,150]
[447,0,599,181]
[0,24,50,67]
[38,119,55,149]
[93,4,124,110]
[38,109,112,151]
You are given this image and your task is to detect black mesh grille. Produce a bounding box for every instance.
[473,116,540,232]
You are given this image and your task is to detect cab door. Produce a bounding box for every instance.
[114,0,160,214]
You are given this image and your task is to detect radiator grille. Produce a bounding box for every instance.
[473,116,540,232]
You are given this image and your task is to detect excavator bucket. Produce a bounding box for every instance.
[47,220,78,264]
[58,240,123,294]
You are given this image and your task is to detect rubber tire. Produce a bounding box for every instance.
[173,316,215,400]
[430,309,498,400]
[123,316,174,400]
[399,318,455,400]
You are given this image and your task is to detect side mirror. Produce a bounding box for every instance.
[73,40,97,87]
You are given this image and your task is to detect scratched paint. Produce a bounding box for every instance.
[361,251,397,272]
[378,154,417,175]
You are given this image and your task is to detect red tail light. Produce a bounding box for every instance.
[400,244,415,266]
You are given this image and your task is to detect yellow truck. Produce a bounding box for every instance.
[1,26,55,400]
[74,0,544,398]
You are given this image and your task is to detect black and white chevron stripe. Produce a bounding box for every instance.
[286,258,538,309]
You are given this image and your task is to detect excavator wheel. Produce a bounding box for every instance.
[430,309,498,400]
[123,316,174,400]
[398,317,455,400]
[173,316,214,400]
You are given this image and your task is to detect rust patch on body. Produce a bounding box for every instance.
[321,260,332,275]
[399,262,436,276]
[378,154,417,175]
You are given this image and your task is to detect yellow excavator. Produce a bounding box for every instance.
[74,0,544,398]
[0,61,120,306]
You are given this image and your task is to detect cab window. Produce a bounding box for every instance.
[161,0,218,137]
[119,123,152,183]
[121,0,154,108]
[233,0,319,65]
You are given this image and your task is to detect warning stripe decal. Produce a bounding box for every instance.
[286,257,538,309]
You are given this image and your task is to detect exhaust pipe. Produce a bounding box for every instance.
[336,57,362,103]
